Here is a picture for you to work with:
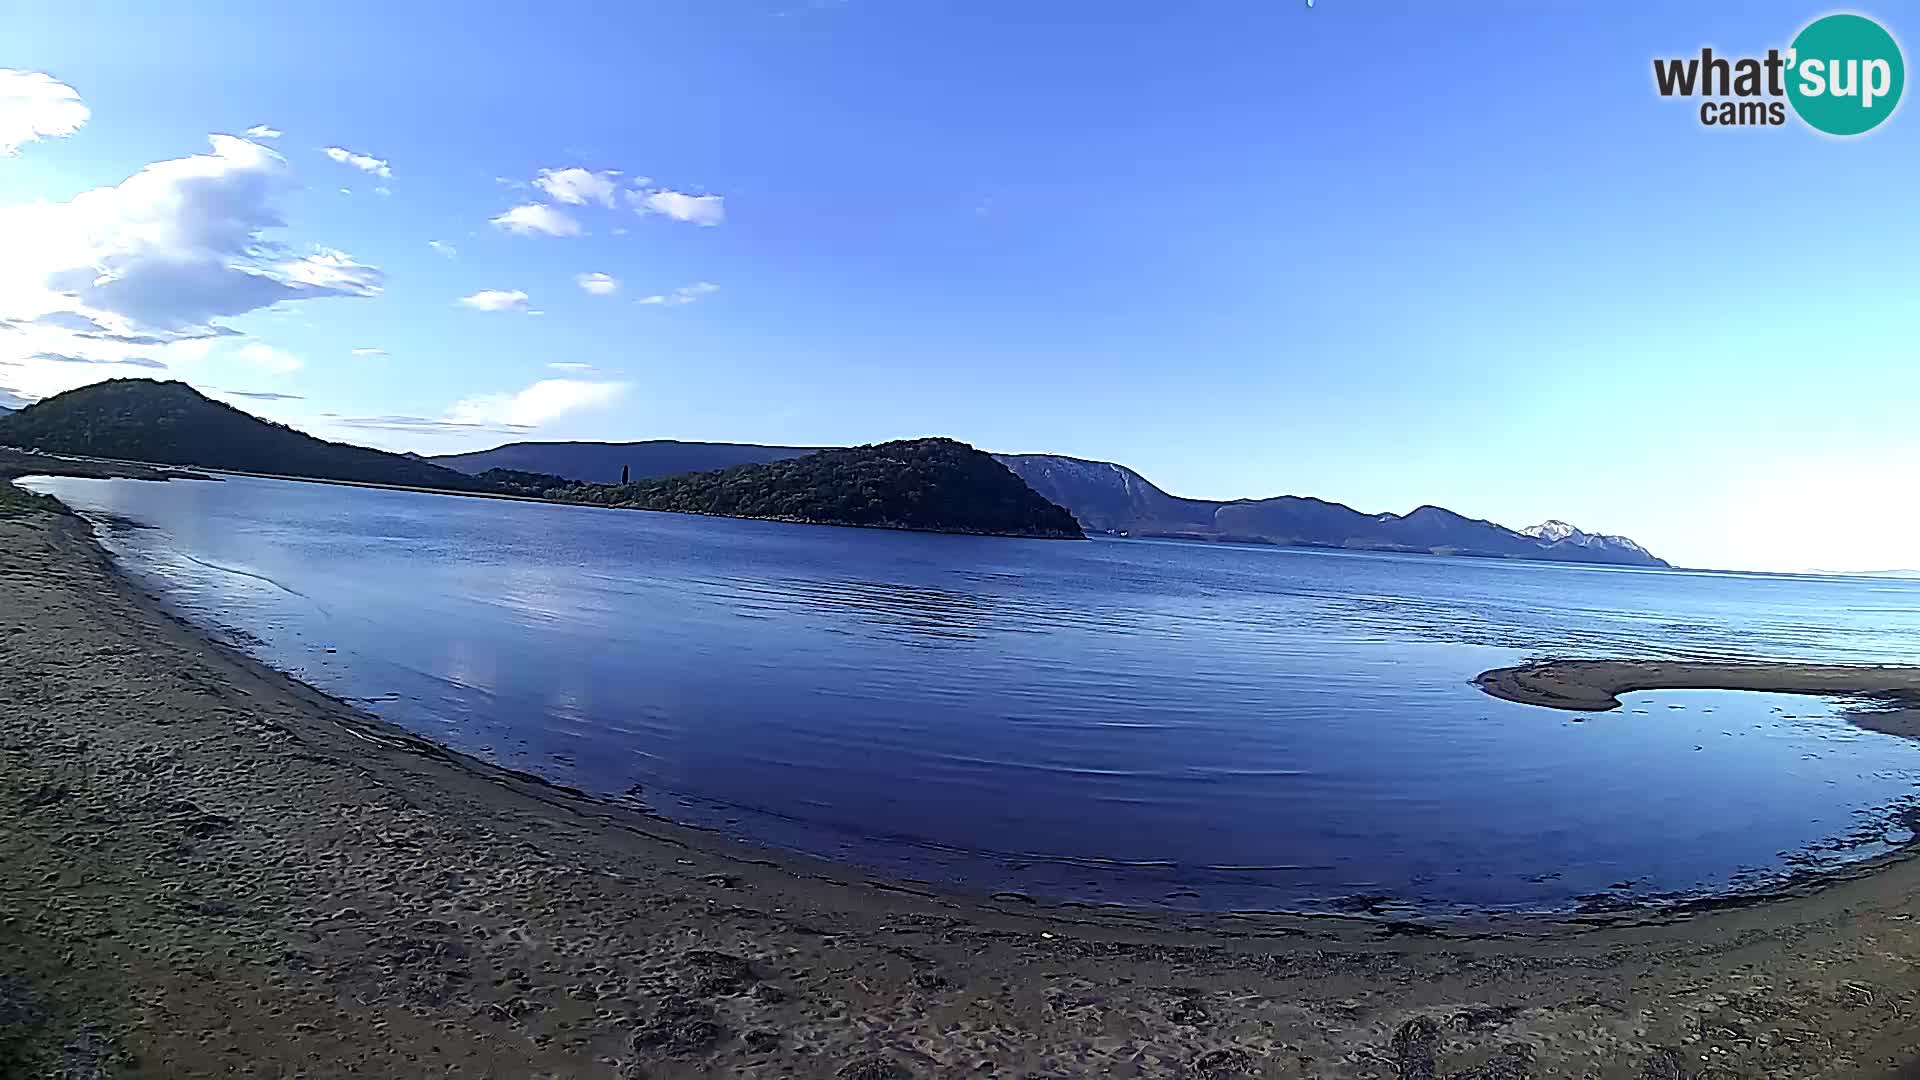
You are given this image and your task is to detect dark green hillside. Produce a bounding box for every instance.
[0,383,1080,539]
[0,379,490,492]
[433,439,815,484]
[475,467,575,496]
[556,438,1084,538]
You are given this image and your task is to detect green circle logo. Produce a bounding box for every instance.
[1787,13,1905,135]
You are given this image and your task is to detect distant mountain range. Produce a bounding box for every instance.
[450,438,1666,567]
[998,453,1667,567]
[0,383,1665,564]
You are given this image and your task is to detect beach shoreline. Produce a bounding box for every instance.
[6,490,1920,1076]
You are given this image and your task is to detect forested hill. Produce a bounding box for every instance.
[0,379,494,492]
[432,439,814,485]
[0,383,1082,539]
[552,438,1085,538]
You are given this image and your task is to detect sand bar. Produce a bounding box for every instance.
[1475,659,1920,739]
[6,478,1920,1076]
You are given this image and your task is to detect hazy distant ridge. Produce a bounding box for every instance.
[433,440,815,484]
[995,453,1667,568]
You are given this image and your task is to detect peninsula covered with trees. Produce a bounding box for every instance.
[0,380,1085,540]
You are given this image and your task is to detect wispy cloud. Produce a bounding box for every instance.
[333,414,532,436]
[547,362,598,372]
[32,312,109,333]
[0,69,89,155]
[535,167,620,207]
[630,188,725,226]
[458,289,530,312]
[427,239,458,259]
[336,378,625,437]
[448,378,628,428]
[244,124,281,140]
[350,347,387,358]
[30,351,166,369]
[323,145,391,178]
[277,247,382,293]
[490,203,581,237]
[576,272,619,296]
[638,281,720,306]
[234,342,302,374]
[0,321,235,404]
[221,389,303,401]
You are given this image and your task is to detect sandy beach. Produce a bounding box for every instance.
[7,486,1920,1077]
[1474,660,1920,740]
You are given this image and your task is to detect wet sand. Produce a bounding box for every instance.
[7,485,1920,1076]
[1475,659,1920,739]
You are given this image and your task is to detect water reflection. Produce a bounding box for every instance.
[28,473,1920,916]
[711,572,1103,643]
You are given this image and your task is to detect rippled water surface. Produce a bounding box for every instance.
[28,474,1920,916]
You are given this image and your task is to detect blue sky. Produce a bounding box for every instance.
[1,1,1915,572]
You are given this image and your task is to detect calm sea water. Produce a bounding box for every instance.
[28,473,1920,917]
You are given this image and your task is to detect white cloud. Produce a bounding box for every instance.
[448,378,627,428]
[490,203,581,237]
[351,347,387,357]
[235,342,302,375]
[458,289,529,312]
[535,168,619,207]
[374,185,391,197]
[276,247,382,293]
[0,135,383,341]
[427,239,458,259]
[323,145,391,178]
[0,70,89,155]
[576,272,619,296]
[244,124,281,140]
[547,362,595,372]
[637,281,719,306]
[630,188,725,226]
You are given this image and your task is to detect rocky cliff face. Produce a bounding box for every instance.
[991,454,1217,534]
